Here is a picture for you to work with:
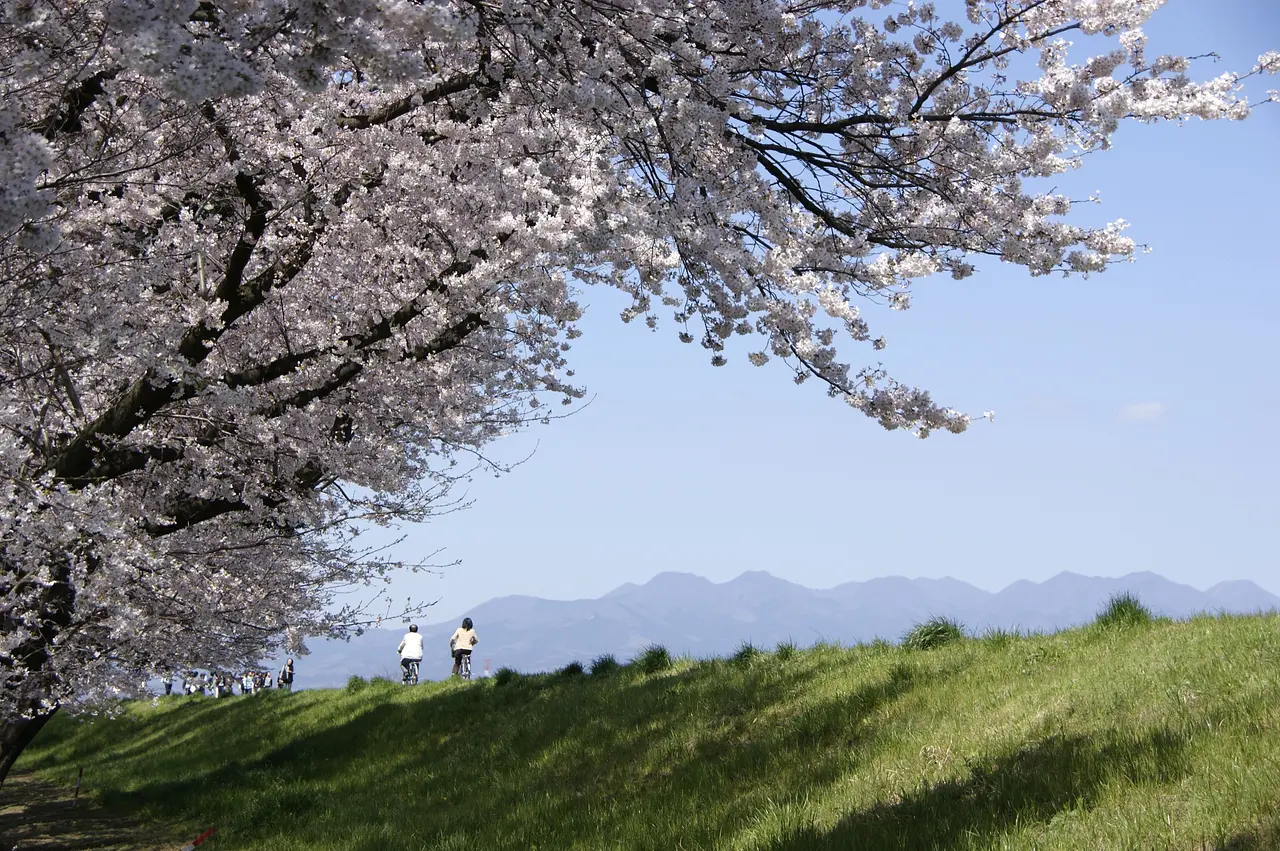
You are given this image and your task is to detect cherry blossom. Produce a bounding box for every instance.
[0,0,1273,781]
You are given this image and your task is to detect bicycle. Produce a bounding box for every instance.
[401,658,419,685]
[459,653,472,681]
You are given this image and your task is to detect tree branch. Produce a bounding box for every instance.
[337,73,481,130]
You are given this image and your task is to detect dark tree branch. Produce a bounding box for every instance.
[337,73,481,129]
[35,69,120,141]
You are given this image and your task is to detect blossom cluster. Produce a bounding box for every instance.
[0,0,1272,752]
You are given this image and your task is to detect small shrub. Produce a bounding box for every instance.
[1095,592,1154,628]
[494,667,519,687]
[775,640,798,662]
[902,616,965,650]
[369,676,395,687]
[557,661,585,678]
[634,644,672,674]
[731,642,762,666]
[345,675,368,693]
[589,654,620,676]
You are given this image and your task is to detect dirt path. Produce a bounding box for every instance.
[0,773,172,851]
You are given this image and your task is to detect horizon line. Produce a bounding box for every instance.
[417,568,1280,621]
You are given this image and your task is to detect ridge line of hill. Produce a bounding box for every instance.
[279,570,1280,688]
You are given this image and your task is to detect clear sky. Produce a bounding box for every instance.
[364,1,1280,624]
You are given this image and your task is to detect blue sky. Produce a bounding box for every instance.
[371,1,1279,624]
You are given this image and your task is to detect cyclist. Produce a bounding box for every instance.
[449,617,478,677]
[397,624,424,684]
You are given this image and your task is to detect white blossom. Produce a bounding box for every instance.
[0,0,1273,778]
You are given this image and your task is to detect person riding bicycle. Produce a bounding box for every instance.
[449,617,478,677]
[397,624,424,684]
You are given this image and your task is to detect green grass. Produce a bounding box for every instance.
[903,616,967,650]
[979,625,1020,649]
[1095,591,1157,629]
[15,613,1280,850]
[589,653,620,676]
[732,641,763,666]
[634,643,672,674]
[557,660,586,678]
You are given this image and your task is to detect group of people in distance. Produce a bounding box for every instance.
[398,618,479,682]
[159,659,295,697]
[152,620,482,696]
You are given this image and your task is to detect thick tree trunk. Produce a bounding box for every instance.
[1,555,75,788]
[0,704,58,788]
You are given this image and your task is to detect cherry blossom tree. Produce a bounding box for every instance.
[1,0,1275,782]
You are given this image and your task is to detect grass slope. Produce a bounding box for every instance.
[15,613,1280,851]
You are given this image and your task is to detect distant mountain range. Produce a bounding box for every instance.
[284,571,1280,689]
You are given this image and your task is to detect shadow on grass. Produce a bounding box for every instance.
[0,771,168,851]
[75,658,941,849]
[26,692,314,778]
[766,726,1192,850]
[1216,815,1280,850]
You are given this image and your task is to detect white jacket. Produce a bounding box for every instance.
[397,632,424,660]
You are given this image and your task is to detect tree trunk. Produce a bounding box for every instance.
[0,703,58,788]
[1,554,76,788]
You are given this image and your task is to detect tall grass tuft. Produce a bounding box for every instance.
[1095,592,1154,628]
[902,616,965,650]
[980,626,1018,649]
[634,644,672,674]
[557,661,585,678]
[589,654,620,676]
[345,675,368,693]
[774,640,798,662]
[493,667,519,687]
[731,642,761,666]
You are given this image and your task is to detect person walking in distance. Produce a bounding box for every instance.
[278,659,295,692]
[397,625,424,684]
[449,618,478,677]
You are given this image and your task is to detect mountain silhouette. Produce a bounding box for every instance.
[284,571,1280,688]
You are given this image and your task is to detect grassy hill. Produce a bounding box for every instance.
[14,609,1280,850]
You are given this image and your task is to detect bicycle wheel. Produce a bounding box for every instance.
[461,655,471,680]
[411,660,419,685]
